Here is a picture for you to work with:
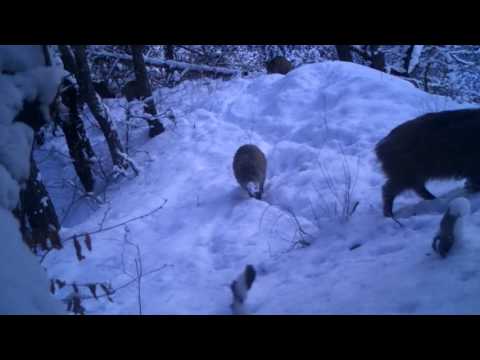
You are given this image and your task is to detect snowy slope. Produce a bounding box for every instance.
[43,61,480,314]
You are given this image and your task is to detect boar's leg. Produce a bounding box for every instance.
[382,179,406,217]
[465,177,480,193]
[414,182,436,200]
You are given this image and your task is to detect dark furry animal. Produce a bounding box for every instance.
[93,81,115,99]
[432,197,470,258]
[230,265,257,315]
[265,56,293,75]
[122,80,141,102]
[233,144,267,200]
[375,108,480,217]
[432,210,457,258]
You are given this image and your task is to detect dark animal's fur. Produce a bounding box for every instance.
[233,144,267,200]
[432,208,458,258]
[230,265,256,306]
[265,56,293,75]
[244,264,256,290]
[122,80,141,102]
[375,108,480,217]
[93,81,115,99]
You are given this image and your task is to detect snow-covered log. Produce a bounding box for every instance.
[92,50,239,78]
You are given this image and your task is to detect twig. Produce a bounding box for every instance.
[391,216,404,228]
[122,226,143,315]
[65,199,167,242]
[98,203,112,230]
[40,199,168,263]
[60,265,171,303]
[284,207,312,249]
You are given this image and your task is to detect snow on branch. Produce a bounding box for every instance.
[449,52,476,66]
[91,50,239,77]
[408,45,424,74]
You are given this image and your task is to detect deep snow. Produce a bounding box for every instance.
[0,45,64,314]
[42,61,480,314]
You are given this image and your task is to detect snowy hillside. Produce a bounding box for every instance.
[42,61,480,314]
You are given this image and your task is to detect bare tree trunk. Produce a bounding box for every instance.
[335,45,353,62]
[349,45,387,73]
[130,45,165,138]
[58,45,78,76]
[71,45,129,174]
[369,45,386,72]
[56,47,96,192]
[403,45,415,75]
[57,78,96,193]
[424,62,432,92]
[42,45,52,67]
[164,45,175,60]
[390,45,416,77]
[164,45,175,87]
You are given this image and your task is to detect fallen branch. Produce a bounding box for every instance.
[91,50,239,77]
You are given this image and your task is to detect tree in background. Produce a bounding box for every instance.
[335,45,353,62]
[71,45,130,175]
[130,45,165,138]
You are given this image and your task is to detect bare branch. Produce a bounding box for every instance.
[40,199,168,263]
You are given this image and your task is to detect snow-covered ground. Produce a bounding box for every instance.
[41,61,480,314]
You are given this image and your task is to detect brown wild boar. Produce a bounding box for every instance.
[265,56,293,75]
[375,108,480,217]
[233,144,267,200]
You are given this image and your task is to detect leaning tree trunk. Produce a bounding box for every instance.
[57,78,96,193]
[58,45,79,77]
[131,45,165,138]
[335,45,353,62]
[402,45,415,76]
[55,47,97,193]
[71,45,129,174]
